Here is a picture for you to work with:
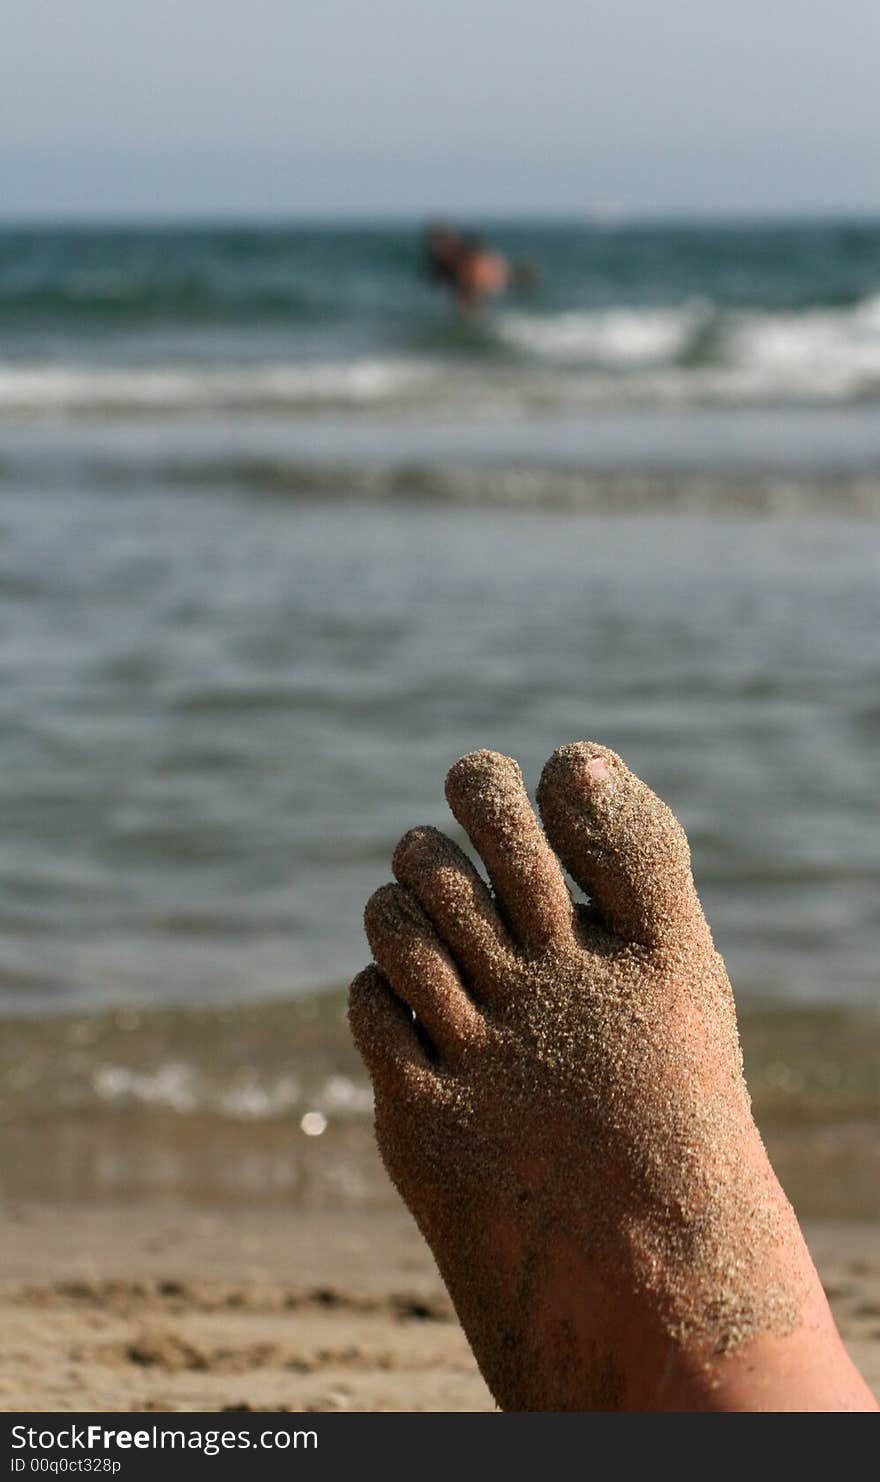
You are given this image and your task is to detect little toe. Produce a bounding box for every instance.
[364,883,488,1063]
[536,741,709,950]
[444,749,574,952]
[348,964,436,1088]
[392,826,515,998]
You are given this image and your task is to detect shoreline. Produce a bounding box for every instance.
[2,990,878,1218]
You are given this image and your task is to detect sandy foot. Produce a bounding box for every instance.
[350,743,877,1410]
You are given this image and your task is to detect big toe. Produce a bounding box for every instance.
[445,749,573,952]
[536,742,709,950]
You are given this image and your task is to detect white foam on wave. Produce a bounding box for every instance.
[3,292,880,414]
[491,288,880,403]
[496,301,707,366]
[92,1061,198,1113]
[728,293,880,399]
[90,1062,373,1120]
[497,291,880,403]
[0,358,437,414]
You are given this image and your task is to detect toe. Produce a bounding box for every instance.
[445,750,574,952]
[348,964,436,1088]
[392,826,515,998]
[364,883,489,1063]
[536,741,709,950]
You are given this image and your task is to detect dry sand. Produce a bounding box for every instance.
[0,1203,486,1412]
[0,1203,878,1412]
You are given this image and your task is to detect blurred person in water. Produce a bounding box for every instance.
[424,223,536,310]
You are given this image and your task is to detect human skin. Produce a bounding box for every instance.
[349,743,878,1411]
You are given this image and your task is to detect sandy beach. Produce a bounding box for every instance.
[1,1196,879,1414]
[0,1204,486,1412]
[1,992,878,1411]
[1,1204,878,1413]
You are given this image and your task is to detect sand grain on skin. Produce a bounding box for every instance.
[351,745,802,1409]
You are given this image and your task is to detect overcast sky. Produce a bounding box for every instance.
[3,1,879,219]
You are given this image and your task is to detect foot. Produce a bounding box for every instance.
[349,744,877,1411]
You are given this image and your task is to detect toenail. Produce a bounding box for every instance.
[585,758,611,782]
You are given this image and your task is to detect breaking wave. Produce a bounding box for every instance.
[4,292,880,417]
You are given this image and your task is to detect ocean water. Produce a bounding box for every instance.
[6,220,880,422]
[1,221,879,1016]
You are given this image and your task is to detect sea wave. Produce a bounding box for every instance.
[56,455,880,515]
[0,359,439,414]
[3,292,880,415]
[90,1062,372,1121]
[494,292,880,398]
[496,300,710,365]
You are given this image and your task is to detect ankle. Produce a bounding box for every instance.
[647,1278,879,1412]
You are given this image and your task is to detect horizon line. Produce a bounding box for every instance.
[2,205,880,229]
